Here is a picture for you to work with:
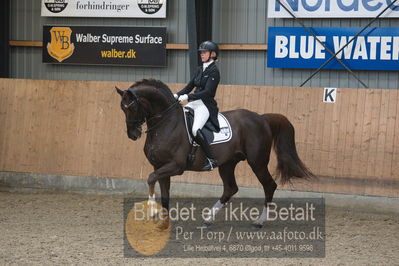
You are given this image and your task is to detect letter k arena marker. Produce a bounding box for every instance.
[323,88,337,103]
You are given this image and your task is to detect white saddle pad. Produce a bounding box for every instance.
[183,109,233,145]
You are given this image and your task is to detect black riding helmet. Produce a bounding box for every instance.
[198,41,219,60]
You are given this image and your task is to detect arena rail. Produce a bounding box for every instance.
[0,78,397,197]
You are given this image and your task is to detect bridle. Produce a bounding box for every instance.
[122,89,180,134]
[123,90,146,130]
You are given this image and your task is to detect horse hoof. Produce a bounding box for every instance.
[156,220,170,231]
[252,223,263,229]
[148,209,158,219]
[155,226,169,232]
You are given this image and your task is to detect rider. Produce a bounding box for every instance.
[174,41,220,171]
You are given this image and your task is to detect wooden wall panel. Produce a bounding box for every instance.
[0,78,398,197]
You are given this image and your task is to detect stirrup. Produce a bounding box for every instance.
[202,158,217,171]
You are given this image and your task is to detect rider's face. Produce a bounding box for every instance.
[200,50,211,62]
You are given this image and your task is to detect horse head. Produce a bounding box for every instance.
[116,79,176,140]
[116,86,146,140]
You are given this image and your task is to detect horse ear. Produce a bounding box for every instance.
[115,86,124,97]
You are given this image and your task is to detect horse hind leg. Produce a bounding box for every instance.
[248,157,277,228]
[219,160,240,203]
[203,160,239,227]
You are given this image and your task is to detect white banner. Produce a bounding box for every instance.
[41,0,167,18]
[268,0,399,18]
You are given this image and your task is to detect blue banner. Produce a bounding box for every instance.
[267,27,399,71]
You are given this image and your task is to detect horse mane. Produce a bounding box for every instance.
[131,79,175,104]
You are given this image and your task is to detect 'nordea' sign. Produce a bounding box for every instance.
[267,27,399,71]
[268,0,399,18]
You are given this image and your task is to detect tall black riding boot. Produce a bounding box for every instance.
[195,129,218,171]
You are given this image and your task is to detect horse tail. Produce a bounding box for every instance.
[262,113,315,184]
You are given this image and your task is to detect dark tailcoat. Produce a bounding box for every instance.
[177,62,220,131]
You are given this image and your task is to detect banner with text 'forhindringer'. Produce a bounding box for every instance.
[267,27,399,71]
[41,0,166,18]
[268,0,399,18]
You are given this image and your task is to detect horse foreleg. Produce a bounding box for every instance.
[156,177,171,231]
[148,182,155,198]
[147,161,183,185]
[147,163,181,230]
[147,183,158,218]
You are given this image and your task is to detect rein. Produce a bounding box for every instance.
[124,89,180,134]
[144,100,180,133]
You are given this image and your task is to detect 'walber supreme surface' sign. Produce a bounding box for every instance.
[41,0,166,18]
[42,26,166,67]
[267,27,399,71]
[268,0,399,18]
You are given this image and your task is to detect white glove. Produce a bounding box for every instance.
[173,93,178,100]
[178,94,188,103]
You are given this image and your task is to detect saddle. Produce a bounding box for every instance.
[183,107,232,146]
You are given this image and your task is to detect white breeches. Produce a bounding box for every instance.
[185,99,210,136]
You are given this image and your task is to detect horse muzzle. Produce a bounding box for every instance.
[127,127,142,141]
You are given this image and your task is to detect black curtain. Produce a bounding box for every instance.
[196,0,213,46]
[0,0,10,78]
[187,0,213,76]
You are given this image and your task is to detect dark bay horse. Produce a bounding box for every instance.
[116,79,314,229]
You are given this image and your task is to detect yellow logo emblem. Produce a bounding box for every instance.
[47,27,74,62]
